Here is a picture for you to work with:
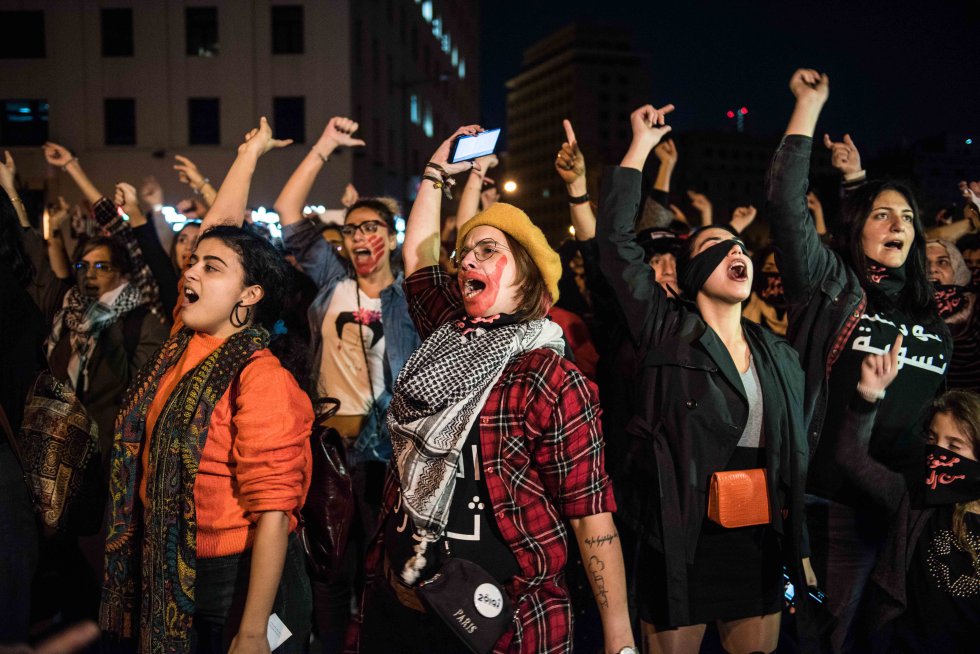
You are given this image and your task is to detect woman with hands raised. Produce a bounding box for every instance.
[767,68,950,653]
[275,115,419,648]
[351,125,633,654]
[598,103,813,654]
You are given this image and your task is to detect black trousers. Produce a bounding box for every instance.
[194,533,313,653]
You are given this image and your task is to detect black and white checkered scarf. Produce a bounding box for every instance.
[387,316,564,583]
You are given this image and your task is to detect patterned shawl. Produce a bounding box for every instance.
[100,326,269,654]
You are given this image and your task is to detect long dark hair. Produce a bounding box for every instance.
[0,190,35,286]
[197,225,289,330]
[837,180,940,327]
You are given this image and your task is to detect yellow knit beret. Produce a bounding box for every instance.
[456,203,561,303]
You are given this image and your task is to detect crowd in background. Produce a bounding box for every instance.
[0,67,978,654]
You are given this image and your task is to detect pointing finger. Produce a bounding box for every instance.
[563,119,577,145]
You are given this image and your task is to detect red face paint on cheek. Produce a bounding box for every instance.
[464,255,508,316]
[354,234,388,275]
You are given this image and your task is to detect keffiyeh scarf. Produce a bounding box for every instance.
[387,316,564,583]
[46,283,142,391]
[100,326,269,654]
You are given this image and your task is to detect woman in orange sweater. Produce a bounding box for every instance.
[100,119,314,654]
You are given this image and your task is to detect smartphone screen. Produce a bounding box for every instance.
[449,129,501,163]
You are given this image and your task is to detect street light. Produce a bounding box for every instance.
[503,180,518,193]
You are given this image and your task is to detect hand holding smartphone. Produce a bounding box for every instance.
[448,129,501,164]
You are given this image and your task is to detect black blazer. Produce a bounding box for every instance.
[597,165,810,626]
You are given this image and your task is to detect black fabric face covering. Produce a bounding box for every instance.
[866,259,906,296]
[918,444,980,506]
[679,238,746,299]
[933,284,969,319]
[757,271,787,309]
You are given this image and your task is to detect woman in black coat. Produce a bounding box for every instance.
[598,105,813,654]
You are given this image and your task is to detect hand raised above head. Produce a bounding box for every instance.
[319,116,366,150]
[654,139,678,167]
[629,104,674,149]
[823,133,861,175]
[139,175,164,207]
[428,125,485,177]
[788,68,829,104]
[42,141,74,167]
[238,116,293,157]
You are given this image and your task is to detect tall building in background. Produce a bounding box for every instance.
[506,25,651,244]
[0,0,478,214]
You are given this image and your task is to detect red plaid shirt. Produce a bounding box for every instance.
[349,266,616,654]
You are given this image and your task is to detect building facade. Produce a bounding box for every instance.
[0,0,478,213]
[506,25,651,244]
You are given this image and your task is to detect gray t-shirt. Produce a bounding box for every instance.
[737,357,765,448]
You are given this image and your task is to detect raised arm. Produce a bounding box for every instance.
[729,205,757,234]
[0,151,30,228]
[273,116,364,227]
[403,125,482,277]
[686,190,712,226]
[173,157,217,209]
[43,142,102,205]
[456,153,498,224]
[202,116,292,232]
[927,181,980,240]
[652,139,677,199]
[555,120,596,241]
[597,104,675,346]
[766,69,841,304]
[45,197,73,280]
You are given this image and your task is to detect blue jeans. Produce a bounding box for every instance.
[194,533,312,653]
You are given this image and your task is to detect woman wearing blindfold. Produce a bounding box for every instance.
[597,104,813,654]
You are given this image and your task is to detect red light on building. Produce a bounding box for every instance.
[726,110,735,119]
[739,107,748,115]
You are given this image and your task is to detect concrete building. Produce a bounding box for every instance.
[506,24,651,244]
[0,0,478,215]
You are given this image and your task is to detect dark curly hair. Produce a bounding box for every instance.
[197,225,290,330]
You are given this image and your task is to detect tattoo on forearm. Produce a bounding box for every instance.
[588,555,609,609]
[584,532,619,548]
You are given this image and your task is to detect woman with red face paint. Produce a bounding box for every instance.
[598,105,814,654]
[345,126,634,654]
[768,69,951,653]
[274,117,421,649]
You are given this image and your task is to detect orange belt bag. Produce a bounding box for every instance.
[707,468,771,528]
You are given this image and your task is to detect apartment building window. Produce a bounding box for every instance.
[273,97,305,144]
[188,98,220,144]
[104,98,136,145]
[0,11,45,58]
[271,5,303,54]
[409,95,420,125]
[1,100,48,146]
[186,7,218,57]
[101,8,134,57]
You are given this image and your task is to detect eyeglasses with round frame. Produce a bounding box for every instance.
[72,261,116,274]
[452,238,511,267]
[339,220,388,238]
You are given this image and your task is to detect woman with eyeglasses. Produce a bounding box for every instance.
[274,117,421,649]
[346,126,634,654]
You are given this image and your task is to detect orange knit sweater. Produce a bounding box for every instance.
[139,325,313,558]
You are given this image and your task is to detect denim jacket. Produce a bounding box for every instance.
[282,220,420,463]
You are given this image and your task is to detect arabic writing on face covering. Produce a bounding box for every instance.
[851,312,947,376]
[926,451,967,490]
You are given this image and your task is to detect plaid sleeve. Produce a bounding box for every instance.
[403,265,464,340]
[92,197,163,316]
[526,355,616,518]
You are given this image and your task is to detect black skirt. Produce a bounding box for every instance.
[635,447,783,626]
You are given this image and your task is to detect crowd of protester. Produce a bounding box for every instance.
[0,67,978,654]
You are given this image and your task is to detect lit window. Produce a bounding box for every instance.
[421,1,432,22]
[432,16,441,38]
[458,58,466,79]
[423,102,433,138]
[441,33,450,54]
[410,94,420,125]
[451,46,458,66]
[1,99,49,146]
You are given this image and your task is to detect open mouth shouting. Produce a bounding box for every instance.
[883,238,905,253]
[183,286,200,306]
[461,275,487,300]
[727,260,749,282]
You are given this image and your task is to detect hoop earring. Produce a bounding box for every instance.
[230,301,252,328]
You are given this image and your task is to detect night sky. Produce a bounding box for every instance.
[479,0,980,156]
